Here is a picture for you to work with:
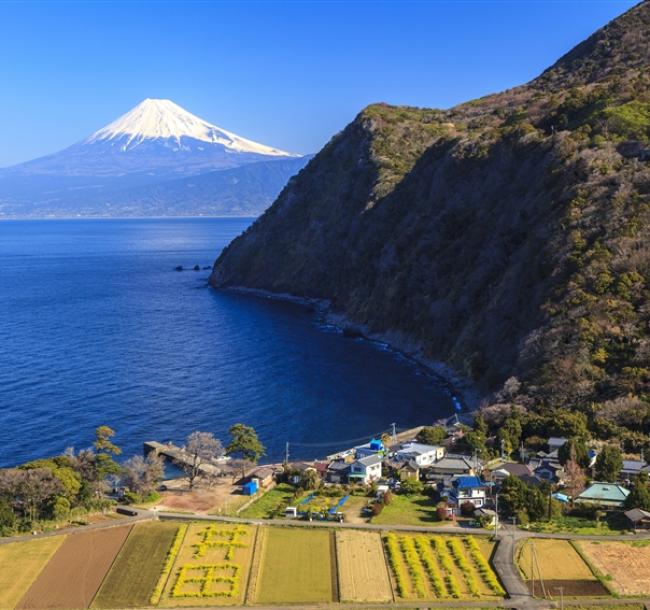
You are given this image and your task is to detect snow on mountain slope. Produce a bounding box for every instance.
[87,98,295,156]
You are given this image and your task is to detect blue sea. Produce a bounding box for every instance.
[0,218,455,466]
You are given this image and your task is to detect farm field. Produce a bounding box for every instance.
[92,521,180,608]
[17,525,132,610]
[336,530,393,602]
[516,539,607,597]
[160,522,256,606]
[578,540,650,596]
[383,533,504,601]
[238,484,300,519]
[254,527,334,604]
[0,536,65,609]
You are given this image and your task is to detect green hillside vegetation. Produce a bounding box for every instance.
[212,2,650,452]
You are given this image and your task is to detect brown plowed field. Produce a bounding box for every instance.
[17,525,131,609]
[526,579,608,597]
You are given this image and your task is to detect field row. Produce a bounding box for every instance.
[0,522,505,608]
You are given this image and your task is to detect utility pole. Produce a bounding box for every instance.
[556,586,564,610]
[494,493,499,540]
[391,422,397,446]
[284,442,290,466]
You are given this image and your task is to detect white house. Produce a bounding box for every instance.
[395,442,445,466]
[349,454,383,484]
[447,475,487,512]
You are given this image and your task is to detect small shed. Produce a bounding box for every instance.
[625,508,650,531]
[242,480,258,496]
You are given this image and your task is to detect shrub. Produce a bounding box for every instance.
[383,490,393,505]
[371,502,384,516]
[460,501,476,517]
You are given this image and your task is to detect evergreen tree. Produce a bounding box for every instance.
[594,445,623,482]
[624,472,650,511]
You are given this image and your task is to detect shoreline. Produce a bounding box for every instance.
[216,285,482,416]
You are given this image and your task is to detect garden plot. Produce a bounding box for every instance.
[92,521,180,608]
[161,523,255,606]
[384,533,504,601]
[516,539,607,597]
[254,527,335,604]
[336,530,393,602]
[17,525,132,610]
[578,540,650,596]
[0,536,65,610]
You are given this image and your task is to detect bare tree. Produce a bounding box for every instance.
[122,454,164,496]
[184,432,223,490]
[564,445,587,501]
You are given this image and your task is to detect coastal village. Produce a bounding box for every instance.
[3,417,650,610]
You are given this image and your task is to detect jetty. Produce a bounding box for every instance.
[143,441,230,476]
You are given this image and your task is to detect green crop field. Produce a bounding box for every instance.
[254,527,334,604]
[0,536,65,609]
[92,522,180,608]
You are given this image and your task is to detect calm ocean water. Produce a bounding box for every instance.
[0,218,455,466]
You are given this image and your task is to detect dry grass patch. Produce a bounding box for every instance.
[517,539,596,581]
[160,523,255,606]
[578,541,650,595]
[254,527,333,604]
[0,536,65,610]
[336,530,392,602]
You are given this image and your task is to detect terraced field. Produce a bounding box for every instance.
[17,525,132,610]
[578,541,650,596]
[92,521,181,608]
[516,539,607,597]
[254,527,335,604]
[0,536,65,609]
[336,530,393,602]
[383,533,504,601]
[160,523,256,606]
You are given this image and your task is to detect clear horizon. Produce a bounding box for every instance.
[0,0,638,167]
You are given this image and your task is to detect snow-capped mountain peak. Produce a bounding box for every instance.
[86,98,295,157]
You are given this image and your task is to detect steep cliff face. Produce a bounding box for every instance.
[211,2,650,411]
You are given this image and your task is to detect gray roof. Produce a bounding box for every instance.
[625,508,650,522]
[621,460,648,474]
[397,442,443,456]
[356,454,383,467]
[431,455,475,470]
[328,460,350,472]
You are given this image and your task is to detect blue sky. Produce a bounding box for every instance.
[0,0,637,166]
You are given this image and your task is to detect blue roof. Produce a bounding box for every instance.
[452,475,482,489]
[369,438,384,451]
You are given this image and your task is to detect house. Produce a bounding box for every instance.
[349,454,383,484]
[425,454,480,480]
[489,462,536,484]
[575,482,630,508]
[395,442,445,466]
[447,475,486,512]
[624,508,650,531]
[620,460,649,482]
[394,459,420,480]
[355,438,386,458]
[250,466,275,488]
[326,460,350,484]
[548,437,568,452]
[529,458,564,483]
[287,462,317,486]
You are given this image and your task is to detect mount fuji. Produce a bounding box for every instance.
[0,99,310,217]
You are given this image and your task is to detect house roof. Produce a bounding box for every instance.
[397,442,443,456]
[548,437,568,446]
[328,460,350,472]
[252,466,275,479]
[576,482,630,503]
[492,462,533,477]
[431,454,476,470]
[452,475,483,489]
[625,508,650,522]
[356,454,383,467]
[621,460,648,473]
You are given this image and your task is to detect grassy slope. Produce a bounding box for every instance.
[371,494,440,525]
[92,522,179,608]
[0,536,65,609]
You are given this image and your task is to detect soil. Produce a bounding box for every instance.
[526,579,609,597]
[156,477,249,514]
[17,525,132,609]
